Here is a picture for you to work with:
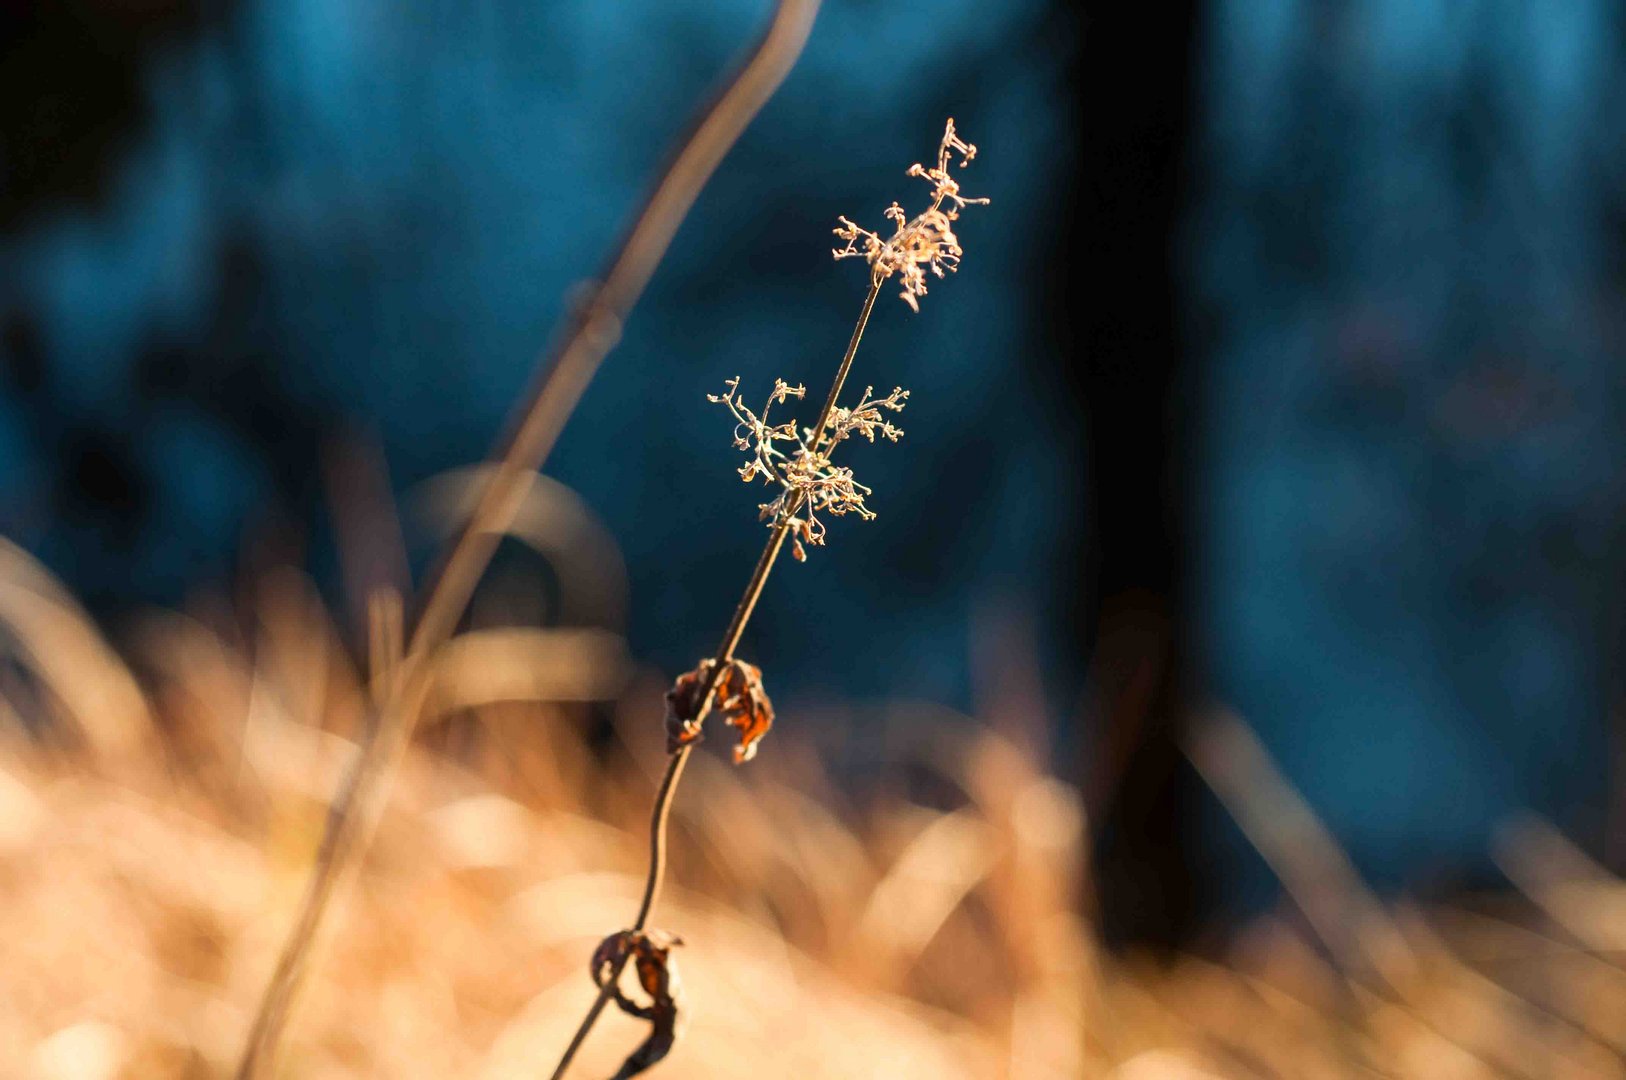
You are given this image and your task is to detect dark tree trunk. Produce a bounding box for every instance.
[1064,1,1205,945]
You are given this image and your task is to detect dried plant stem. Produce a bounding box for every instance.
[549,277,881,1079]
[548,749,692,1080]
[234,2,819,1075]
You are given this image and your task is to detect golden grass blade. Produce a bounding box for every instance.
[1184,706,1417,989]
[856,808,997,962]
[1494,814,1626,954]
[422,626,629,718]
[1182,708,1602,1078]
[0,539,152,765]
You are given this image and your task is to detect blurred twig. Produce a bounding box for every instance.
[234,1,821,1073]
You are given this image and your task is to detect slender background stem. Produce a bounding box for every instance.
[549,277,881,1079]
[235,2,820,1074]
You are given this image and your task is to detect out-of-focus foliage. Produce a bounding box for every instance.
[2,527,1624,1077]
[1192,0,1626,884]
[0,531,1088,1077]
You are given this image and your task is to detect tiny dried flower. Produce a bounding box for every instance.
[834,118,990,311]
[709,377,908,561]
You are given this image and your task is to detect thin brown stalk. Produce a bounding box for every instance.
[234,2,820,1075]
[548,276,881,1079]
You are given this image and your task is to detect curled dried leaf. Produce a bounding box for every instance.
[663,658,776,764]
[664,666,710,754]
[589,929,685,1079]
[714,658,774,764]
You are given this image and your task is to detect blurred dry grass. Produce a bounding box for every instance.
[1,512,1625,1077]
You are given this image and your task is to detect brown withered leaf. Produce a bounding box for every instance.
[663,664,710,754]
[663,658,775,764]
[713,659,773,763]
[589,929,685,1079]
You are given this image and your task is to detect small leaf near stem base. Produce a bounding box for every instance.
[589,930,685,1079]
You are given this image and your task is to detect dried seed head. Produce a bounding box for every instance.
[710,378,908,561]
[834,118,990,311]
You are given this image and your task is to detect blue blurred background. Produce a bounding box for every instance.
[2,0,1622,942]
